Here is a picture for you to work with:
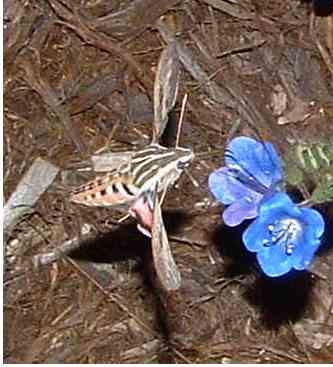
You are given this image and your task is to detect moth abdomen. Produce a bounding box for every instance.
[70,175,138,207]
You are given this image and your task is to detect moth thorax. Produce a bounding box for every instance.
[139,147,194,195]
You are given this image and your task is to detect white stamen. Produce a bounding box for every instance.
[266,218,302,255]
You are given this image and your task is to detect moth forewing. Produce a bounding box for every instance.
[67,151,134,173]
[90,151,135,172]
[153,41,181,143]
[151,189,181,291]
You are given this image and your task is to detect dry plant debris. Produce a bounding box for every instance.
[4,0,333,363]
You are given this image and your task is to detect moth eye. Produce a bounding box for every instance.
[177,160,189,170]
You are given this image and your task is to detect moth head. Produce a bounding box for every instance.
[175,147,195,171]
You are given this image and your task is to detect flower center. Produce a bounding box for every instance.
[263,218,302,255]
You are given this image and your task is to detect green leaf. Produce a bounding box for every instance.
[310,175,333,204]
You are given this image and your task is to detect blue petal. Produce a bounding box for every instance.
[257,245,293,277]
[244,215,296,276]
[300,207,325,239]
[245,193,325,275]
[291,212,323,271]
[225,137,283,189]
[243,217,269,252]
[292,238,320,270]
[208,167,259,205]
[223,198,259,226]
[259,192,299,219]
[260,142,284,184]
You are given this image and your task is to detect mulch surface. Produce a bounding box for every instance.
[4,0,333,363]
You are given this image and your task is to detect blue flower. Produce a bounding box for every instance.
[243,192,325,277]
[208,136,284,226]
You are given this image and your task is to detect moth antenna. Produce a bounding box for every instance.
[195,148,224,158]
[184,169,200,188]
[176,93,188,148]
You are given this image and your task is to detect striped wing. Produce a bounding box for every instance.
[91,151,135,172]
[151,187,181,291]
[153,41,180,143]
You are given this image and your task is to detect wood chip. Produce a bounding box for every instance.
[4,158,59,233]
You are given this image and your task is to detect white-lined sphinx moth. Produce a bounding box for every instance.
[70,144,194,234]
[70,42,193,291]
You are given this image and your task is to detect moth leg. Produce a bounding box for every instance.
[118,213,131,223]
[159,184,168,207]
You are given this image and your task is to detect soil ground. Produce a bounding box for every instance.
[4,0,333,363]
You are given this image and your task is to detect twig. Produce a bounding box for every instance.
[172,347,194,363]
[33,224,94,267]
[201,0,254,20]
[310,12,333,77]
[168,235,207,248]
[252,345,303,363]
[121,339,161,360]
[216,40,266,59]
